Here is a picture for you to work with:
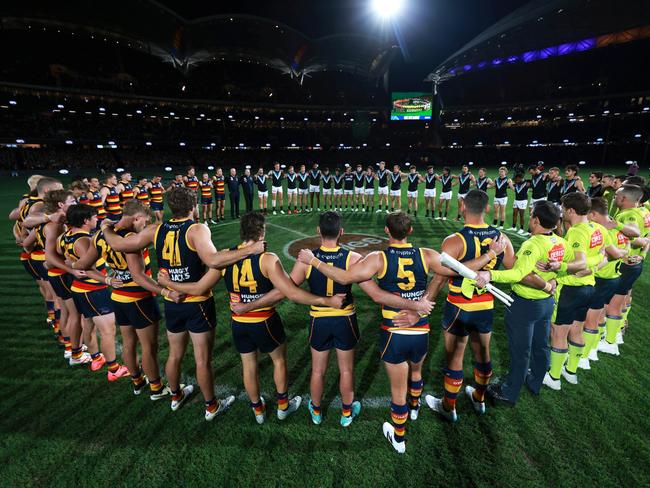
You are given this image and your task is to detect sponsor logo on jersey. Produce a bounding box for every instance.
[590,229,604,248]
[548,244,565,262]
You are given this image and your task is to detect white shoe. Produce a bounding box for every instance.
[203,222,209,227]
[434,216,441,220]
[273,211,277,215]
[277,395,302,420]
[81,344,88,352]
[597,340,620,356]
[616,332,624,345]
[507,227,517,231]
[442,216,447,221]
[578,358,591,370]
[385,209,390,214]
[498,225,504,230]
[561,366,578,385]
[317,208,321,211]
[588,348,599,361]
[252,397,266,425]
[409,398,421,421]
[382,422,406,454]
[64,350,71,360]
[464,385,486,415]
[280,210,285,214]
[69,352,91,366]
[205,395,236,421]
[425,394,458,422]
[170,384,193,411]
[376,209,382,213]
[543,372,561,391]
[517,229,525,235]
[150,385,172,401]
[362,208,366,212]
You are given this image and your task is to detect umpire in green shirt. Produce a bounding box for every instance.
[476,201,566,405]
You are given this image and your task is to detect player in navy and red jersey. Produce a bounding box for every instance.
[134,176,151,208]
[199,172,215,224]
[184,166,200,221]
[16,177,65,329]
[101,187,265,420]
[298,212,468,453]
[22,189,78,354]
[213,168,227,221]
[59,204,131,381]
[422,190,515,422]
[101,173,123,221]
[149,175,165,223]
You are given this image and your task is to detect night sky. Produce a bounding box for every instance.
[157,0,529,89]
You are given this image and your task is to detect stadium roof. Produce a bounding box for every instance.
[0,0,398,80]
[426,0,650,83]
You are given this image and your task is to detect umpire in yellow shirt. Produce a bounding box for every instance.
[476,201,566,405]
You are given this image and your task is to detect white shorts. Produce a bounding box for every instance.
[390,190,401,197]
[531,197,546,204]
[344,189,354,195]
[513,199,528,210]
[323,188,332,195]
[407,190,419,198]
[354,187,365,195]
[458,193,468,200]
[365,188,375,196]
[258,191,268,198]
[439,191,452,200]
[378,186,388,196]
[334,189,343,195]
[424,189,436,198]
[309,185,320,193]
[299,188,309,195]
[272,186,283,194]
[494,197,508,206]
[287,188,297,195]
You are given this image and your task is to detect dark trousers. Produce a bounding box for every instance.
[501,293,554,403]
[243,190,253,213]
[229,192,240,218]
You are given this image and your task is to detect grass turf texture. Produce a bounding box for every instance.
[1,169,649,487]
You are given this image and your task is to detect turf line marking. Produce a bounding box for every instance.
[192,377,393,410]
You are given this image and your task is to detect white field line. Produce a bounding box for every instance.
[181,373,393,410]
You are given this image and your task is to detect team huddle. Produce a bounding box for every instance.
[10,165,650,454]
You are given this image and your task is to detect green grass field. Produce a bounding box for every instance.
[1,170,649,487]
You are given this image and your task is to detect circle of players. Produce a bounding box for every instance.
[10,162,649,454]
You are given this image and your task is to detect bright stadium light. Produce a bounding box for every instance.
[16,139,25,143]
[164,166,173,172]
[578,160,586,165]
[634,134,642,138]
[116,167,125,173]
[208,165,215,170]
[179,142,186,146]
[65,140,73,145]
[145,141,152,146]
[372,0,405,18]
[59,169,69,175]
[245,165,251,169]
[281,164,286,169]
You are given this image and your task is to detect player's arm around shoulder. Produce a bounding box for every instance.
[297,248,382,285]
[102,220,157,252]
[264,253,343,308]
[158,267,221,297]
[499,233,516,269]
